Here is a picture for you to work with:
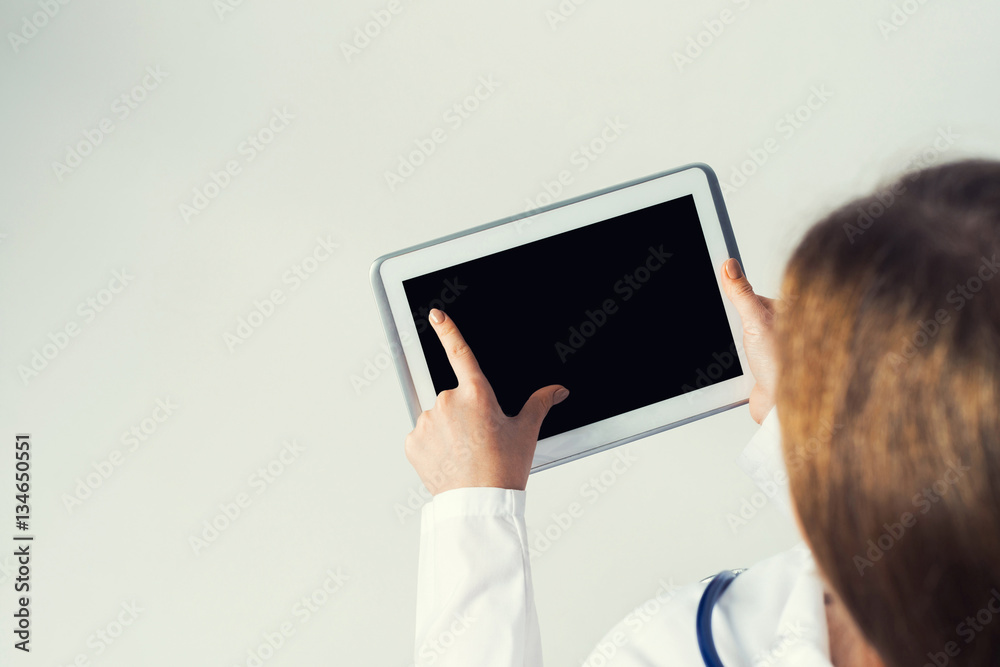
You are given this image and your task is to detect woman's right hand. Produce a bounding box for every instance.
[721,258,779,424]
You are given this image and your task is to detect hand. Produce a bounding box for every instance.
[721,258,778,424]
[404,308,570,495]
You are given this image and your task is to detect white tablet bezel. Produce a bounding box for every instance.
[371,163,753,472]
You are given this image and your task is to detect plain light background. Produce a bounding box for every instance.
[2,1,999,665]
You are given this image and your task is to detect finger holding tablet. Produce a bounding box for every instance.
[404,308,570,494]
[720,258,778,424]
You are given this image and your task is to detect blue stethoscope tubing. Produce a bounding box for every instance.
[696,569,742,667]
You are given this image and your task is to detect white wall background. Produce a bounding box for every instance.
[1,1,999,665]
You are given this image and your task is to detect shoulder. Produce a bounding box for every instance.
[584,545,832,666]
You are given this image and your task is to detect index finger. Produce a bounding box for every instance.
[429,308,485,385]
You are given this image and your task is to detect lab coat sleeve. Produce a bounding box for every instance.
[735,406,793,520]
[415,486,542,667]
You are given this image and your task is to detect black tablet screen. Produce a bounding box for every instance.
[402,194,742,441]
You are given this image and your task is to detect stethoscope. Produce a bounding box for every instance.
[696,569,746,667]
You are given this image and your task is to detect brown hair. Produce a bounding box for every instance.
[775,159,1000,666]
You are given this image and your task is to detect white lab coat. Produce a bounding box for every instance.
[414,409,834,666]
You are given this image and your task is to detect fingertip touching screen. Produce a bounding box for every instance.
[401,194,741,441]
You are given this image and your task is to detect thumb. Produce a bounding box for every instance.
[721,258,771,334]
[518,385,570,430]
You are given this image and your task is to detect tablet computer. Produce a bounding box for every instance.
[370,163,753,472]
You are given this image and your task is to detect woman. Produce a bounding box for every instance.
[405,159,1000,666]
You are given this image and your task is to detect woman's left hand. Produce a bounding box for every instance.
[404,308,570,495]
[721,258,779,424]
